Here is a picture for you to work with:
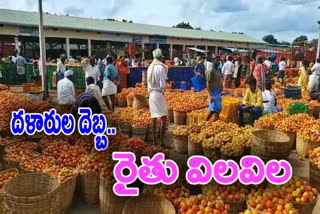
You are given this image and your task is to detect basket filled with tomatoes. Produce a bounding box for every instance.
[0,168,19,213]
[19,156,56,174]
[4,150,41,170]
[44,165,78,214]
[5,142,39,154]
[76,153,109,204]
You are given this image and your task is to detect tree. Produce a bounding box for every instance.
[262,34,279,44]
[294,35,308,43]
[280,41,291,46]
[172,22,194,29]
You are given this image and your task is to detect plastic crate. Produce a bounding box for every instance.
[192,76,206,92]
[179,81,191,90]
[220,97,242,118]
[289,103,308,115]
[186,114,198,126]
[285,87,301,100]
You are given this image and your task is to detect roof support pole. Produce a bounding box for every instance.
[156,43,160,49]
[38,0,48,100]
[142,42,145,59]
[170,44,173,60]
[66,37,70,59]
[205,46,208,57]
[88,39,92,57]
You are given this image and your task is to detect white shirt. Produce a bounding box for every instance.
[279,61,286,71]
[222,61,235,75]
[311,63,320,75]
[86,84,107,109]
[173,57,180,66]
[147,64,166,93]
[57,77,75,104]
[85,64,100,84]
[56,61,66,73]
[11,56,16,63]
[262,90,277,113]
[233,61,240,78]
[263,60,272,69]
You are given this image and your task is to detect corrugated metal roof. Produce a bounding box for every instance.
[0,9,265,44]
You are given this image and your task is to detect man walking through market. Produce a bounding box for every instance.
[16,54,26,84]
[147,49,168,146]
[205,56,223,122]
[222,56,234,88]
[102,56,119,112]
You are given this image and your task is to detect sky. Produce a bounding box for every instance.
[0,0,319,42]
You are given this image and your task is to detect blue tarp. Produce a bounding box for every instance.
[128,66,195,88]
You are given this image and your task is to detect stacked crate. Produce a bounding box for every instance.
[219,96,242,124]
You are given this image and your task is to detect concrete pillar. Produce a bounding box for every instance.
[170,44,173,60]
[215,46,218,54]
[156,43,160,49]
[142,43,145,59]
[205,46,208,57]
[88,39,92,57]
[66,37,70,59]
[182,44,186,51]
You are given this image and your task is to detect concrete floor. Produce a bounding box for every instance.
[9,87,320,214]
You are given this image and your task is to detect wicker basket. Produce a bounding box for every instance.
[3,173,61,214]
[132,95,149,110]
[313,106,320,119]
[132,125,148,141]
[275,129,296,150]
[251,130,291,162]
[100,177,129,214]
[293,200,317,214]
[126,97,134,107]
[168,110,174,123]
[146,125,159,142]
[4,151,41,171]
[0,169,19,214]
[119,122,132,137]
[225,200,246,214]
[59,168,78,214]
[78,172,100,204]
[122,194,175,214]
[188,139,203,156]
[296,135,319,157]
[173,111,186,125]
[203,148,221,162]
[309,163,320,191]
[221,153,241,164]
[173,135,188,154]
[118,97,127,107]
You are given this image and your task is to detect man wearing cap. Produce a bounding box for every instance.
[57,70,75,114]
[147,49,168,146]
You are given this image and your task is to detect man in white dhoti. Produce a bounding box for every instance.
[147,49,168,146]
[102,57,119,112]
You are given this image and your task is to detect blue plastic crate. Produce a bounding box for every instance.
[179,82,191,90]
[192,76,206,92]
